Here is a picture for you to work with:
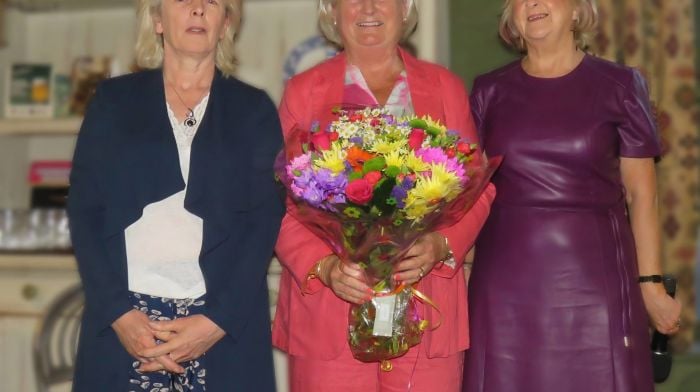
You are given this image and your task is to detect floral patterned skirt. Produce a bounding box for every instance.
[127,292,207,392]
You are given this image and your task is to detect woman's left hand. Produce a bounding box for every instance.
[641,283,682,335]
[137,315,226,371]
[393,232,449,285]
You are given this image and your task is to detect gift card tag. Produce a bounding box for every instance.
[372,295,396,337]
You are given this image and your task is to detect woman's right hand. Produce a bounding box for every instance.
[641,284,682,335]
[112,309,185,373]
[318,255,373,305]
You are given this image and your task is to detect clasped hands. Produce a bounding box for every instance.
[319,232,450,304]
[112,309,225,374]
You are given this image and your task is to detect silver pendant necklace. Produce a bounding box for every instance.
[170,84,197,127]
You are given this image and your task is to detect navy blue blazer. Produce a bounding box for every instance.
[67,69,283,391]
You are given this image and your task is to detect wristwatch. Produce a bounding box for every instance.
[638,274,663,283]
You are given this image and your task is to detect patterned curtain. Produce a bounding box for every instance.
[594,0,698,351]
[0,0,6,47]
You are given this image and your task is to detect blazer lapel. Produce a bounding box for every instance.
[316,53,346,131]
[184,70,230,255]
[400,49,446,123]
[130,70,185,207]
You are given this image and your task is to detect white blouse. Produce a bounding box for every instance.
[124,95,210,299]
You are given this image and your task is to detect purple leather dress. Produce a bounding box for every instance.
[463,55,657,392]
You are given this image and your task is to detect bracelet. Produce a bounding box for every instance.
[638,275,663,283]
[306,259,325,281]
[437,236,456,268]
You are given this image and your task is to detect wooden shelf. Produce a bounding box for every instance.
[0,117,82,135]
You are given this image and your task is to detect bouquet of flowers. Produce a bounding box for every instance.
[276,106,501,362]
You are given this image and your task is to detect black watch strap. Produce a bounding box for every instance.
[638,275,663,283]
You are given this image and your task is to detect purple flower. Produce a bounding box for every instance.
[316,169,348,191]
[291,167,348,211]
[350,136,364,145]
[302,187,325,207]
[391,185,408,208]
[286,154,312,178]
[328,194,347,204]
[400,177,414,190]
[293,168,314,187]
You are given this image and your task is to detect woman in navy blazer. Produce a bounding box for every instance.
[67,0,283,390]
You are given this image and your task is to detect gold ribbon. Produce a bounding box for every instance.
[410,286,442,331]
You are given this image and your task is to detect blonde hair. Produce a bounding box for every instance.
[134,0,242,77]
[499,0,598,52]
[318,0,419,47]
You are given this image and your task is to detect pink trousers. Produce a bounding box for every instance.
[288,344,464,392]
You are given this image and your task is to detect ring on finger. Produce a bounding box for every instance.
[418,266,425,279]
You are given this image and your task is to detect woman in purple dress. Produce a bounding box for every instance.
[463,1,681,391]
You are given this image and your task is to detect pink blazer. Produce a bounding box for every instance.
[272,49,496,359]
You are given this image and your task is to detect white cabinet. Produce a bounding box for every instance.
[0,255,79,392]
[0,317,38,391]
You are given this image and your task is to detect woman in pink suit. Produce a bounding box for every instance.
[273,1,495,391]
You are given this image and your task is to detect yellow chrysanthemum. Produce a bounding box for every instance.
[403,164,463,221]
[404,151,429,173]
[403,194,432,221]
[427,164,463,200]
[369,139,407,154]
[422,115,447,135]
[314,145,346,174]
[384,149,406,169]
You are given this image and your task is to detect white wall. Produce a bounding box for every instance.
[0,9,31,208]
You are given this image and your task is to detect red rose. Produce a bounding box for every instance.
[349,113,364,122]
[329,131,339,141]
[346,179,374,205]
[364,171,382,186]
[457,142,474,155]
[370,118,381,127]
[446,148,456,158]
[311,132,332,151]
[408,129,426,150]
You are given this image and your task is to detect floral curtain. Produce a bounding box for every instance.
[594,0,698,351]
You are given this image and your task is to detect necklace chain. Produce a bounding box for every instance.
[169,84,197,127]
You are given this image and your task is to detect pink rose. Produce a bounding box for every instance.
[311,132,332,151]
[408,129,426,150]
[364,171,382,186]
[346,179,374,205]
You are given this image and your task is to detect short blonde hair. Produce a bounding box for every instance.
[318,0,419,47]
[134,0,242,77]
[499,0,598,52]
